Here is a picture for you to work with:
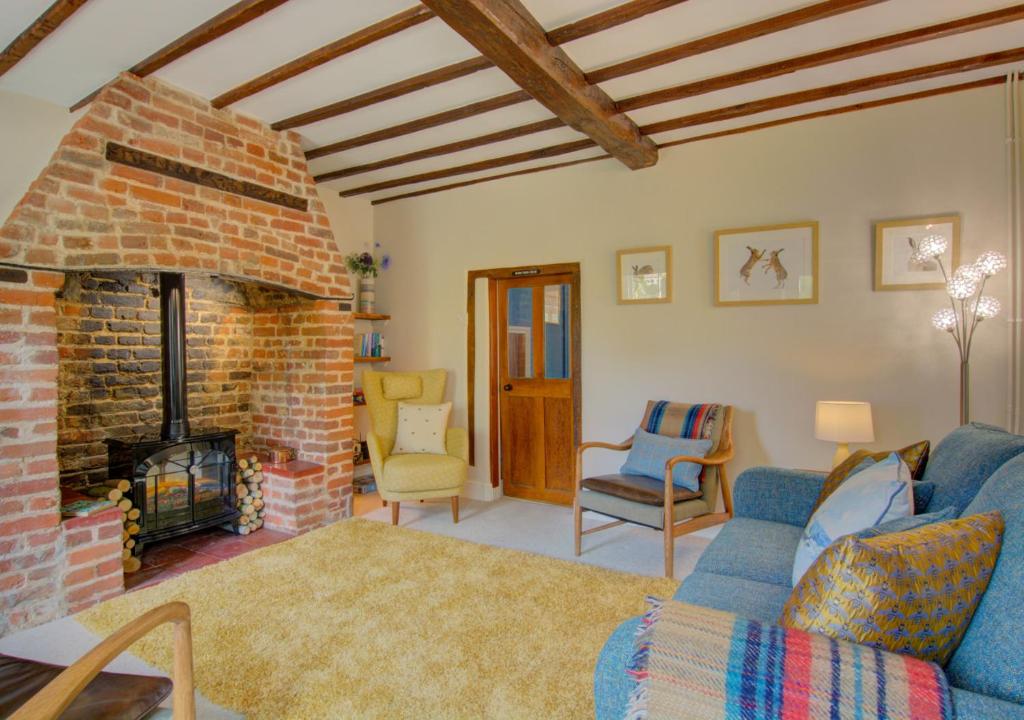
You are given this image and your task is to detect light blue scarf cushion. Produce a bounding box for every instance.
[620,428,712,492]
[792,452,913,586]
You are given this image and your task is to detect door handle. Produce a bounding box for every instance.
[503,384,513,391]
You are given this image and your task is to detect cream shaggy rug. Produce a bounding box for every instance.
[79,518,677,719]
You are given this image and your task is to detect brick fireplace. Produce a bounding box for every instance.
[0,73,355,635]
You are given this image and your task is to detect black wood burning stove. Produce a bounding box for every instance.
[105,273,239,553]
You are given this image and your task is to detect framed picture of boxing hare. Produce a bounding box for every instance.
[617,245,672,304]
[714,221,819,307]
[874,214,960,291]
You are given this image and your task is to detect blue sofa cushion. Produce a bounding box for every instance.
[951,688,1024,720]
[593,617,641,720]
[673,570,792,623]
[947,452,1024,705]
[693,518,801,587]
[732,467,825,527]
[923,423,1024,515]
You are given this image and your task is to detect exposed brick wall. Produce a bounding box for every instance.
[0,270,64,634]
[252,299,354,531]
[0,73,354,637]
[0,73,348,299]
[57,272,257,488]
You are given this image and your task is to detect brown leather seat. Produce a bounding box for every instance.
[582,473,703,506]
[0,654,172,720]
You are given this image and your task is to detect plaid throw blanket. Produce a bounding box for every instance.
[642,402,720,441]
[625,599,953,720]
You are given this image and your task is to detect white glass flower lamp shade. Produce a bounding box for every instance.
[815,401,875,468]
[974,296,1001,320]
[917,232,949,259]
[931,308,958,332]
[975,250,1007,277]
[948,265,982,299]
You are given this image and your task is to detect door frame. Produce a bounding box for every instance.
[466,263,581,488]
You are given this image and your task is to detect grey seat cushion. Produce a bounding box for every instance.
[673,570,792,623]
[694,518,801,587]
[581,473,702,506]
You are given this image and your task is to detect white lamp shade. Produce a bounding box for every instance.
[815,401,875,443]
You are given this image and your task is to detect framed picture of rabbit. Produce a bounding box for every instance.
[873,214,960,291]
[714,221,819,306]
[617,245,672,304]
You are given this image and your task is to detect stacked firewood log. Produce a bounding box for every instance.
[84,479,141,573]
[230,455,266,535]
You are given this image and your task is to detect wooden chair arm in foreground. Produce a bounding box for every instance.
[10,601,196,720]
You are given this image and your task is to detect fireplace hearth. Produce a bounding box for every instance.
[105,272,239,554]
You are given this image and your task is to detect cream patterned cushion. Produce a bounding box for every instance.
[392,401,451,455]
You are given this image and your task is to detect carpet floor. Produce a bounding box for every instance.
[78,518,676,719]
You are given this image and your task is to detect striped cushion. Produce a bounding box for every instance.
[641,401,722,441]
[626,598,953,720]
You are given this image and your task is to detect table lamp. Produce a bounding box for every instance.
[815,401,874,468]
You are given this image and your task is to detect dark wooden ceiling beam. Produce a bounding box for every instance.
[639,46,1024,136]
[617,2,1024,111]
[0,0,89,78]
[340,47,1024,196]
[419,0,656,169]
[70,0,290,111]
[272,56,493,130]
[318,4,1024,180]
[305,91,531,160]
[546,0,688,45]
[586,0,886,84]
[340,138,597,196]
[283,0,689,134]
[371,75,1004,205]
[373,154,611,204]
[314,118,564,182]
[211,5,434,108]
[304,0,881,157]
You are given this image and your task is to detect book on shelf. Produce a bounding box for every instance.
[61,497,115,517]
[355,332,384,357]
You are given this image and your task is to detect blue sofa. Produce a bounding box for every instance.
[594,423,1024,719]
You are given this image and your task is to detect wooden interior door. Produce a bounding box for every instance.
[497,274,575,505]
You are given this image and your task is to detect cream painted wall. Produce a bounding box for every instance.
[0,91,80,224]
[373,86,1015,497]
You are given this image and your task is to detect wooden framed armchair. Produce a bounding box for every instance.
[363,369,468,526]
[8,601,195,720]
[573,402,734,579]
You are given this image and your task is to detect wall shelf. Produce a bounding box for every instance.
[355,356,391,363]
[354,312,390,321]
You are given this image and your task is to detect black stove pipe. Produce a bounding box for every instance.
[159,272,190,440]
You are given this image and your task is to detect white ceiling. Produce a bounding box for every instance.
[2,0,1022,203]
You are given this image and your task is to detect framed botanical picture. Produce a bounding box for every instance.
[714,221,818,306]
[874,215,960,291]
[617,245,672,304]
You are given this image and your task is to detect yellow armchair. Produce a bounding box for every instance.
[363,370,468,525]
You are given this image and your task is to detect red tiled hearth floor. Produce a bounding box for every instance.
[125,528,293,592]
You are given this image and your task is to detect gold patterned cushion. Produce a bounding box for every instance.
[813,440,930,512]
[780,511,1004,665]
